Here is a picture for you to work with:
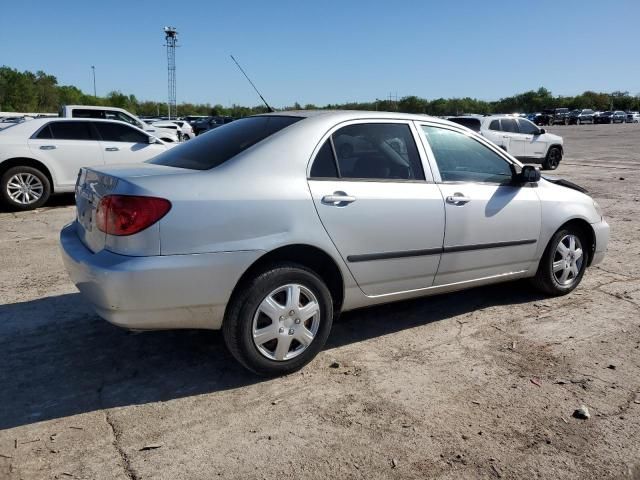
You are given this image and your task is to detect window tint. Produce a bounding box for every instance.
[516,118,539,135]
[422,126,513,183]
[72,109,106,119]
[447,117,481,132]
[151,115,302,170]
[489,120,500,131]
[35,125,53,139]
[49,121,95,140]
[310,141,338,178]
[94,122,148,143]
[104,111,143,128]
[331,123,424,181]
[500,118,518,133]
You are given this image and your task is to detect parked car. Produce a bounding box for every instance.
[192,116,235,136]
[568,109,595,125]
[626,112,640,123]
[449,115,564,170]
[170,120,195,140]
[59,105,179,143]
[0,118,171,209]
[595,111,626,124]
[539,108,570,126]
[151,121,185,141]
[60,110,609,376]
[0,116,34,130]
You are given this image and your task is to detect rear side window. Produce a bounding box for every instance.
[489,120,500,131]
[150,115,302,170]
[48,121,96,140]
[500,119,518,133]
[35,125,53,139]
[94,122,148,143]
[331,123,425,181]
[72,109,106,119]
[310,141,338,178]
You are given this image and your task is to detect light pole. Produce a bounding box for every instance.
[91,66,97,98]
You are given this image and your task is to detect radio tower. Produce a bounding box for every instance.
[163,26,178,119]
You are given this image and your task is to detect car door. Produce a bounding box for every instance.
[499,118,524,158]
[516,118,547,159]
[307,121,445,296]
[418,123,541,286]
[28,121,104,187]
[93,122,167,164]
[482,118,504,149]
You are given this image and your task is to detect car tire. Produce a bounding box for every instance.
[531,227,589,296]
[222,263,334,376]
[1,166,51,210]
[542,146,562,170]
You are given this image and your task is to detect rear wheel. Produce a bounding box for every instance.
[1,166,51,210]
[223,263,334,376]
[542,146,562,170]
[532,228,589,296]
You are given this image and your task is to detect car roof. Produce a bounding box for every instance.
[0,117,148,137]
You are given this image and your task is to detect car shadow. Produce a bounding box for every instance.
[0,193,75,213]
[0,281,545,430]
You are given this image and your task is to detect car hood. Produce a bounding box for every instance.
[544,132,563,143]
[541,175,588,194]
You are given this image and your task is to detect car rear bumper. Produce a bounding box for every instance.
[60,222,263,330]
[590,218,609,266]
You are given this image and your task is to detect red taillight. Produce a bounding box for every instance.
[95,195,171,236]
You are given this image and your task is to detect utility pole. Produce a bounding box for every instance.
[91,66,96,97]
[163,26,178,119]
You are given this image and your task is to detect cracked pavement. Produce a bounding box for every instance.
[1,124,639,479]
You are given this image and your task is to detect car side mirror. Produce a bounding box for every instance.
[537,128,546,135]
[519,165,541,183]
[148,136,159,144]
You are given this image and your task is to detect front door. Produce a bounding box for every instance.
[516,118,547,159]
[499,117,524,158]
[92,122,167,164]
[419,124,541,286]
[307,121,445,296]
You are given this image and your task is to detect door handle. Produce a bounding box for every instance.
[105,147,119,152]
[446,194,471,205]
[322,192,356,206]
[39,145,56,150]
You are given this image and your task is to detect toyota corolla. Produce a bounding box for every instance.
[60,111,609,376]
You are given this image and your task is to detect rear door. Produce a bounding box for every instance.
[307,120,445,296]
[499,118,524,158]
[28,121,103,187]
[418,123,541,285]
[93,122,167,164]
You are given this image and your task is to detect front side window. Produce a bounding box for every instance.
[151,115,302,170]
[48,121,95,140]
[331,123,425,181]
[422,126,513,184]
[94,122,148,143]
[105,111,143,129]
[500,118,518,133]
[516,118,539,135]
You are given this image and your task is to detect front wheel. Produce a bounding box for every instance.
[531,228,589,296]
[542,146,562,170]
[1,166,51,210]
[223,263,334,376]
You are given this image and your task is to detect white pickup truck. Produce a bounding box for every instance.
[59,105,179,143]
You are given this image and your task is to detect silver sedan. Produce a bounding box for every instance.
[60,111,609,375]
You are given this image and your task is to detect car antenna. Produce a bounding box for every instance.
[230,55,274,112]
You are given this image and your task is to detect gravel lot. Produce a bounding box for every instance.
[1,124,639,480]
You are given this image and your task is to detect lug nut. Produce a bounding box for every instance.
[294,318,301,324]
[289,310,295,316]
[279,315,285,321]
[279,327,284,333]
[288,329,295,335]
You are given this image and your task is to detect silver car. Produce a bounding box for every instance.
[60,111,609,375]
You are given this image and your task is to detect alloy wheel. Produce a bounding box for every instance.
[552,234,584,286]
[6,173,44,205]
[252,284,321,361]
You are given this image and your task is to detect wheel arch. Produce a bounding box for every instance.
[548,144,563,156]
[225,244,345,323]
[0,158,55,191]
[555,218,596,266]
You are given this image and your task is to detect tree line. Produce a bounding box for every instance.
[2,66,639,117]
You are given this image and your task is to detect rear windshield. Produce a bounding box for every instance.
[447,117,481,132]
[150,115,302,170]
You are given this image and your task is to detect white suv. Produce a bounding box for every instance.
[449,115,564,170]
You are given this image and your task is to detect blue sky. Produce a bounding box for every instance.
[3,0,639,107]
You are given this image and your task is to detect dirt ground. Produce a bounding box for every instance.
[1,123,639,480]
